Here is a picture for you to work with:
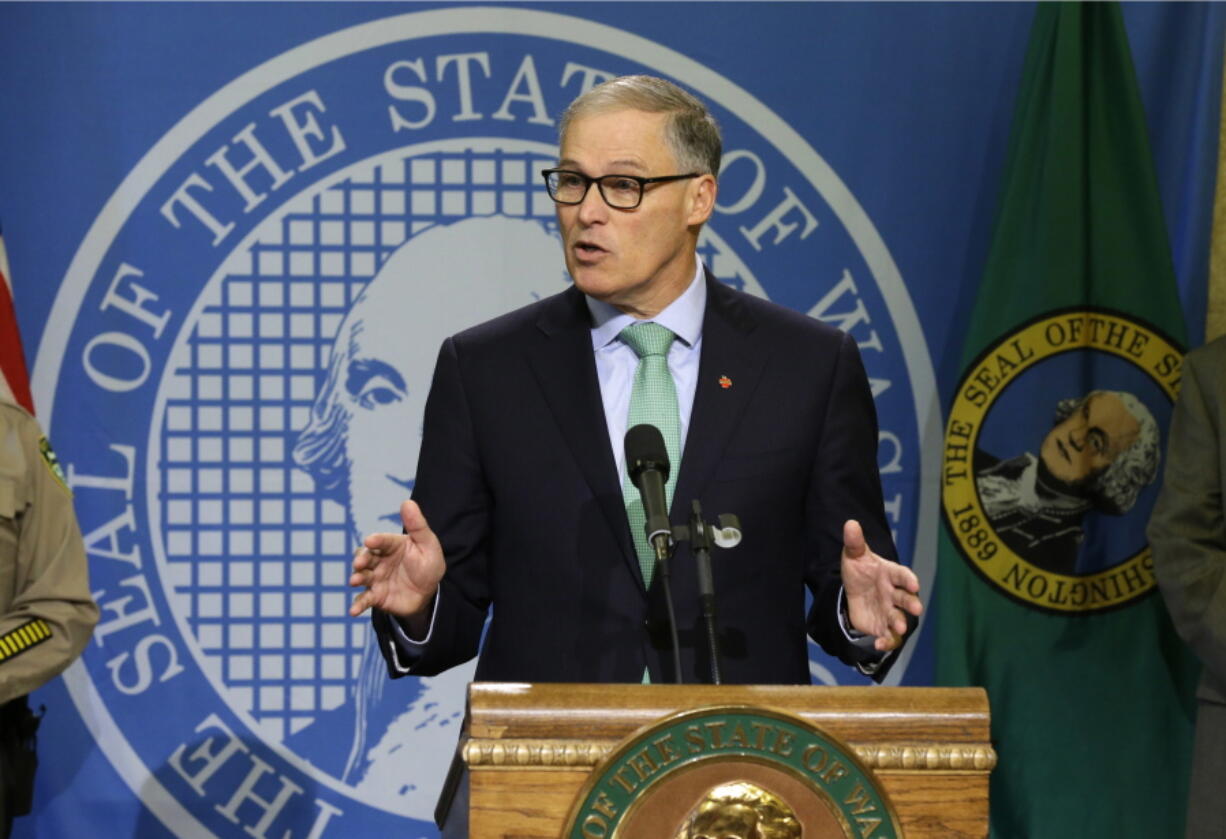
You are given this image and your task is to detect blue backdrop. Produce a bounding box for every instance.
[0,3,1220,837]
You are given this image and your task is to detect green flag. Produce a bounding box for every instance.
[935,4,1200,837]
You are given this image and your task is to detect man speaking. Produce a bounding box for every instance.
[348,75,922,686]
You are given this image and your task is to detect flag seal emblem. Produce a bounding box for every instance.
[942,307,1181,614]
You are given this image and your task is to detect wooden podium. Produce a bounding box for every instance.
[438,682,994,838]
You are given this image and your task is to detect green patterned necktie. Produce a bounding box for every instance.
[619,322,681,589]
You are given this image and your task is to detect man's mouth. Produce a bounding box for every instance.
[574,240,607,261]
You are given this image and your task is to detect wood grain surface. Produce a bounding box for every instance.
[447,683,993,839]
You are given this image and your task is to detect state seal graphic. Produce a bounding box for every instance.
[33,8,937,836]
[942,308,1182,614]
[563,707,901,839]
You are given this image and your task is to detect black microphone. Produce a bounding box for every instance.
[625,423,682,684]
[624,424,674,560]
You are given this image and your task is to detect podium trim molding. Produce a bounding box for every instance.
[463,737,997,771]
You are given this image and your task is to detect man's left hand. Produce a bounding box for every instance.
[841,519,923,652]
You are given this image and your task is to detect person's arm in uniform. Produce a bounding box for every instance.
[0,402,99,704]
[1149,346,1226,690]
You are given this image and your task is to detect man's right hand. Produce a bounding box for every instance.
[349,500,445,628]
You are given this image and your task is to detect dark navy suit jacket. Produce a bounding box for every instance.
[373,273,904,684]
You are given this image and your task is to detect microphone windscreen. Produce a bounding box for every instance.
[624,423,670,484]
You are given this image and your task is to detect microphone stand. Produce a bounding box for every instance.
[688,500,722,685]
[642,486,684,685]
[671,502,742,686]
[651,540,684,685]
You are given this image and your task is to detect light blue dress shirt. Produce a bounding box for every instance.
[587,259,706,481]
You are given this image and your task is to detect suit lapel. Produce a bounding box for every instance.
[527,287,639,580]
[672,274,772,519]
[524,277,773,590]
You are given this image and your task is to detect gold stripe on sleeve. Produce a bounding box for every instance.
[0,619,52,663]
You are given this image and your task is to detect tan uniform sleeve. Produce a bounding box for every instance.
[0,403,99,704]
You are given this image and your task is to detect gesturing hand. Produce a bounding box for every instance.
[349,499,446,624]
[841,519,923,652]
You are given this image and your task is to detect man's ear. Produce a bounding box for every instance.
[687,174,718,227]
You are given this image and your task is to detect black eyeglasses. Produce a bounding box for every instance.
[541,169,700,210]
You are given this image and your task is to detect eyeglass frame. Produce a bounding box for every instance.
[540,168,701,210]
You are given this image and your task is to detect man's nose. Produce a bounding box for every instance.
[576,182,609,224]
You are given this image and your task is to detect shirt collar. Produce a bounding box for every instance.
[587,258,707,350]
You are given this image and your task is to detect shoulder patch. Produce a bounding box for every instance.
[38,436,71,495]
